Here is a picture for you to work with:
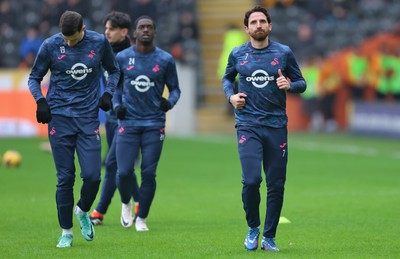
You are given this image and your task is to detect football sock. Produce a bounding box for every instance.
[75,205,85,214]
[62,228,73,235]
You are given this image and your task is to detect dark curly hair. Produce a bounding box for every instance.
[59,11,83,36]
[104,11,132,30]
[243,6,272,27]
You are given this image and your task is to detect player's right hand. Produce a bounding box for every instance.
[229,93,247,109]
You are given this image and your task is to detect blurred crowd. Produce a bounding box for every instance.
[2,0,400,133]
[0,0,199,68]
[252,0,400,132]
[300,28,400,132]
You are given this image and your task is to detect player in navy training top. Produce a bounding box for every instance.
[90,11,140,226]
[222,6,306,252]
[28,11,120,248]
[113,15,181,231]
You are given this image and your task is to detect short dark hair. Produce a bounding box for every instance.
[244,6,272,26]
[59,11,83,36]
[134,15,156,30]
[104,11,132,30]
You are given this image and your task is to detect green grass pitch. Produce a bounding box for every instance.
[0,133,399,258]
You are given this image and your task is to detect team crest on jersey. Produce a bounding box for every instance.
[88,50,96,58]
[246,69,275,88]
[152,65,160,72]
[270,58,279,66]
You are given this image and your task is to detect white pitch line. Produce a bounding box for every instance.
[291,141,400,159]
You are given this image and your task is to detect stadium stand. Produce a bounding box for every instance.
[1,0,400,134]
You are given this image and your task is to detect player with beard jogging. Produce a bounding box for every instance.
[222,6,306,252]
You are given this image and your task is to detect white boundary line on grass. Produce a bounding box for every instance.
[291,141,400,160]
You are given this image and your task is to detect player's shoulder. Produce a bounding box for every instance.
[44,33,63,45]
[231,42,251,56]
[84,30,105,42]
[155,47,174,59]
[153,47,176,65]
[116,46,133,58]
[39,33,64,52]
[269,40,291,53]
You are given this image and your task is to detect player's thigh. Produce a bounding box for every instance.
[105,120,118,147]
[116,126,140,174]
[48,115,76,177]
[105,136,117,167]
[140,127,164,174]
[263,127,288,167]
[237,126,263,185]
[75,117,101,180]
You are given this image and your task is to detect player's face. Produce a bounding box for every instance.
[105,21,128,45]
[134,18,156,45]
[245,12,272,42]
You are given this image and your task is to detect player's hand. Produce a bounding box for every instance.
[160,97,171,112]
[36,98,52,124]
[276,69,291,91]
[98,92,113,111]
[229,93,247,109]
[115,105,126,120]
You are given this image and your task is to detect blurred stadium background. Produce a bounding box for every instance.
[1,0,400,138]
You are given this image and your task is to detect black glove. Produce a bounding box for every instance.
[160,97,171,112]
[98,92,113,111]
[36,98,52,124]
[115,105,126,120]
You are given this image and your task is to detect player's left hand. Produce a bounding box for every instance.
[276,69,291,91]
[160,97,171,112]
[98,92,113,111]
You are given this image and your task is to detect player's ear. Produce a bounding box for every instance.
[82,24,86,31]
[121,28,129,37]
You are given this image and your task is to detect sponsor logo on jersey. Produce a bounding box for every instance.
[246,69,274,88]
[66,63,93,80]
[130,75,155,92]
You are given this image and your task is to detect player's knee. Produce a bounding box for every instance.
[141,174,156,185]
[242,176,262,187]
[117,168,132,178]
[57,175,75,189]
[267,181,285,195]
[105,159,117,172]
[83,171,101,182]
